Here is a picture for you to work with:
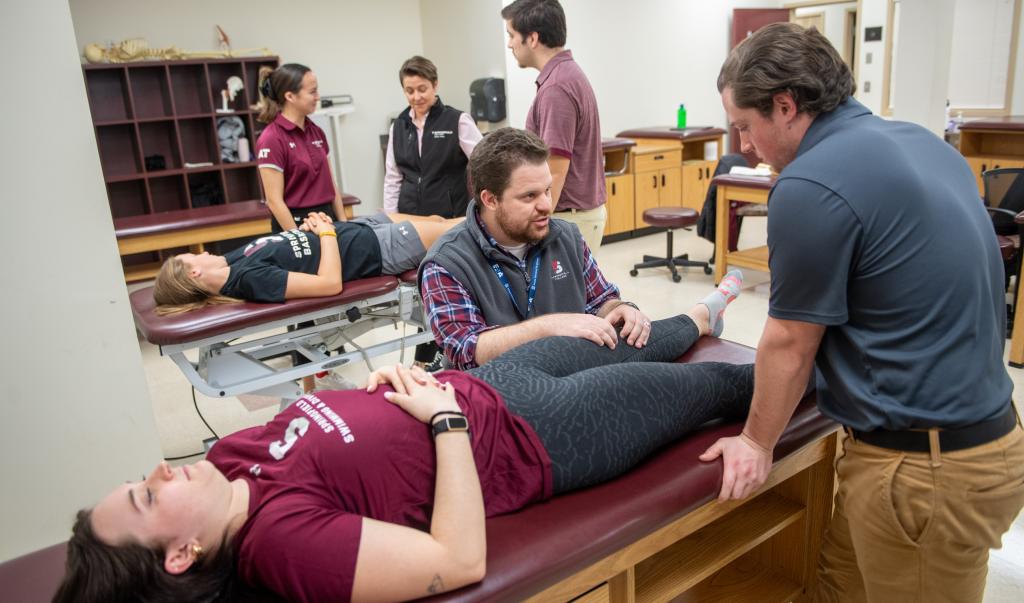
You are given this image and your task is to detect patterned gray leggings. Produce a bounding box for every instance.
[467,314,754,494]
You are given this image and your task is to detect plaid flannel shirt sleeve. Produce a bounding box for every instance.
[580,238,620,314]
[420,261,498,371]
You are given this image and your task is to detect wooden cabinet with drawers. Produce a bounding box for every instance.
[632,144,682,227]
[617,126,725,216]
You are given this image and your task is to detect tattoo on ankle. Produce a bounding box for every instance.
[427,574,444,594]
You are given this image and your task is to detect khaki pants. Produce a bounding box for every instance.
[814,422,1024,603]
[553,204,607,251]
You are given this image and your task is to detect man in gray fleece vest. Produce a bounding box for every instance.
[418,128,649,370]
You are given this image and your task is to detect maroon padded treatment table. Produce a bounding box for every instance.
[0,338,837,603]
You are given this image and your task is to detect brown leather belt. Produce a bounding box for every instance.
[849,404,1018,453]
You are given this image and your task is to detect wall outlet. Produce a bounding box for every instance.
[864,81,871,93]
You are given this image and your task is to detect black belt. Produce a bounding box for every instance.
[849,404,1018,453]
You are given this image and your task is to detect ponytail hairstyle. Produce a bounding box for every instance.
[256,63,311,123]
[153,257,241,315]
[53,509,239,603]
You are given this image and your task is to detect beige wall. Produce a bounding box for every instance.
[420,0,508,129]
[503,0,783,140]
[0,1,163,562]
[68,0,425,213]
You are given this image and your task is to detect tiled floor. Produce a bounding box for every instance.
[134,222,1023,600]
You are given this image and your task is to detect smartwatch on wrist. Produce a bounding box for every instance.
[432,416,470,437]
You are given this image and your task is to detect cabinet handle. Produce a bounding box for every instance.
[995,164,1002,170]
[652,175,658,188]
[661,174,666,187]
[698,168,703,181]
[982,163,987,174]
[612,182,616,195]
[653,154,664,160]
[706,167,711,179]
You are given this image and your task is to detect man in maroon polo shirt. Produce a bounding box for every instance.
[502,0,607,249]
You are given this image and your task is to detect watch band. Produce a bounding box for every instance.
[432,416,470,437]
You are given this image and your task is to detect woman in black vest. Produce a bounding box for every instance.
[384,56,483,369]
[383,56,482,219]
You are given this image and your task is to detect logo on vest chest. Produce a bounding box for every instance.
[551,260,569,280]
[432,130,454,139]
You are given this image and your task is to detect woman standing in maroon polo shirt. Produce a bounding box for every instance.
[256,63,345,233]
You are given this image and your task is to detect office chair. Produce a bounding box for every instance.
[983,168,1024,332]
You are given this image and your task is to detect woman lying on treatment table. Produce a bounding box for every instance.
[57,274,749,603]
[153,211,460,313]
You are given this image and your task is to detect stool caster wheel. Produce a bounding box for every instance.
[630,269,638,277]
[703,265,713,275]
[672,273,682,283]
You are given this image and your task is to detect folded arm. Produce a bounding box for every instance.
[284,212,343,298]
[354,367,486,601]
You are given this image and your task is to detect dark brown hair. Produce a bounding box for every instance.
[53,509,238,603]
[256,63,311,123]
[717,22,854,117]
[469,128,549,200]
[399,56,439,85]
[501,0,567,48]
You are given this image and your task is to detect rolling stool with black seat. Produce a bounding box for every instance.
[630,207,713,282]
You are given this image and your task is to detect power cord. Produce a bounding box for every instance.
[162,386,221,462]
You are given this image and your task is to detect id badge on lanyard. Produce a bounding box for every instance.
[491,254,541,320]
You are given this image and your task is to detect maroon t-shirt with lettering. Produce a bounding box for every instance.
[256,114,336,209]
[207,372,551,602]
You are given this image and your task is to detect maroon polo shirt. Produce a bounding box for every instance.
[525,50,606,211]
[256,114,335,209]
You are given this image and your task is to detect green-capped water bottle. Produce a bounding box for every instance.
[676,103,687,129]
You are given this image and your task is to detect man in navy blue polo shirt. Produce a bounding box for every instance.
[702,23,1024,601]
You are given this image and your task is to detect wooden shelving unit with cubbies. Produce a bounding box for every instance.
[83,57,279,275]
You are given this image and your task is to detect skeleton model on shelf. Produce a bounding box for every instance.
[83,35,272,64]
[219,76,245,113]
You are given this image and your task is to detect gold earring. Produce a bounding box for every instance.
[191,544,204,559]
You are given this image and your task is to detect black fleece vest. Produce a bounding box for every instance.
[419,201,589,329]
[392,98,470,218]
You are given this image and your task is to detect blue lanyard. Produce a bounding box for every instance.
[491,254,541,320]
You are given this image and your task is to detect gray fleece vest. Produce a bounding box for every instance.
[418,200,589,328]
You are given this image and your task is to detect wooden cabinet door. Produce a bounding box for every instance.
[604,174,634,235]
[966,157,989,194]
[681,162,706,211]
[658,166,682,207]
[635,171,660,227]
[966,157,1024,196]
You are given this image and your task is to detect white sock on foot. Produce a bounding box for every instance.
[701,270,743,337]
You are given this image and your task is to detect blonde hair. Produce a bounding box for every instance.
[153,257,241,315]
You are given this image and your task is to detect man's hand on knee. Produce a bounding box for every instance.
[536,313,619,348]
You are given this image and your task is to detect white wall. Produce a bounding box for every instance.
[892,0,956,134]
[68,0,426,213]
[857,0,888,114]
[503,0,781,138]
[420,0,509,129]
[0,1,164,561]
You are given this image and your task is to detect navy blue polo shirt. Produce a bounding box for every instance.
[767,98,1012,431]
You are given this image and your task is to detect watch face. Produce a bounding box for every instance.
[448,417,469,430]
